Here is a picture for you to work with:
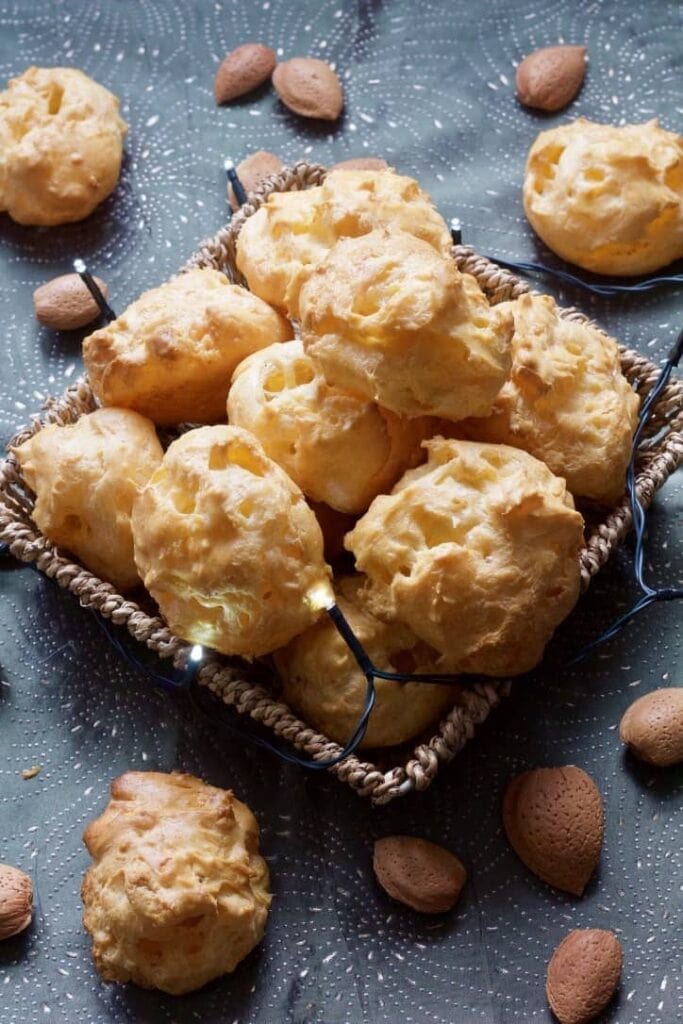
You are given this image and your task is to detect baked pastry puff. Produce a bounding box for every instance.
[299,229,512,421]
[131,425,331,657]
[346,438,584,677]
[81,772,271,995]
[13,408,163,591]
[235,168,452,317]
[83,268,292,426]
[275,575,460,749]
[457,294,640,505]
[524,118,683,275]
[0,66,127,226]
[228,339,430,514]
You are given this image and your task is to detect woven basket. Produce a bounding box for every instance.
[1,162,681,804]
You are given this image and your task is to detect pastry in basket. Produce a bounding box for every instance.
[299,229,513,421]
[275,575,460,749]
[235,167,452,316]
[228,338,430,514]
[83,268,292,426]
[524,118,683,275]
[131,425,331,657]
[0,66,127,226]
[346,438,584,677]
[13,408,163,591]
[81,771,270,995]
[307,499,357,563]
[456,293,640,505]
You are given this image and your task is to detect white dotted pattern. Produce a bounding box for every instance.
[0,1,681,1022]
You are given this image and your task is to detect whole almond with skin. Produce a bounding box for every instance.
[516,45,587,112]
[272,58,343,121]
[214,43,276,104]
[0,864,33,940]
[619,687,683,766]
[503,766,603,895]
[373,836,466,913]
[546,929,622,1024]
[330,157,389,172]
[33,274,109,331]
[229,150,284,210]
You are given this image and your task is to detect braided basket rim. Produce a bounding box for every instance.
[1,160,681,805]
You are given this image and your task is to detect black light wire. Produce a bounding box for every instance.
[569,325,683,664]
[449,220,683,297]
[4,236,680,768]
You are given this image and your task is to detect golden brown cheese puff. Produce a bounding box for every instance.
[275,575,460,749]
[228,339,430,514]
[131,425,331,658]
[235,187,330,317]
[346,438,584,677]
[0,66,127,226]
[458,294,640,506]
[83,268,292,426]
[81,771,270,995]
[524,118,683,275]
[299,229,513,421]
[13,408,163,591]
[235,168,452,317]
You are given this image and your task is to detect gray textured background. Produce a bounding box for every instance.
[0,1,681,1022]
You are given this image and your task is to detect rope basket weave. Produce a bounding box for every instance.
[1,161,681,804]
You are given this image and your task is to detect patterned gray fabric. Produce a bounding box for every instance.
[0,1,681,1022]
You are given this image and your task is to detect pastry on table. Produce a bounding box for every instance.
[131,425,331,658]
[81,771,270,995]
[235,168,452,317]
[0,66,127,226]
[299,229,513,421]
[275,575,460,749]
[228,338,430,514]
[524,118,683,275]
[83,268,292,426]
[456,293,640,505]
[346,438,584,677]
[13,408,163,591]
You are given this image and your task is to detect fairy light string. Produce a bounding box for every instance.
[3,218,679,768]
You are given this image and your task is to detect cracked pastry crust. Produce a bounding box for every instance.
[457,293,640,505]
[13,407,163,591]
[83,268,292,427]
[346,437,584,677]
[0,66,127,226]
[275,575,460,749]
[299,229,512,421]
[81,771,271,995]
[228,338,430,514]
[131,425,330,658]
[235,168,453,317]
[523,118,683,275]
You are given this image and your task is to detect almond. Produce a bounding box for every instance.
[229,150,284,210]
[546,929,622,1024]
[33,274,109,331]
[0,864,33,940]
[214,43,276,104]
[373,836,466,913]
[272,58,343,121]
[619,687,683,766]
[503,766,603,896]
[330,157,389,172]
[516,45,587,112]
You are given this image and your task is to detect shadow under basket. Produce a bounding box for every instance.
[1,162,682,804]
